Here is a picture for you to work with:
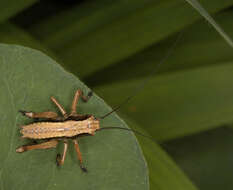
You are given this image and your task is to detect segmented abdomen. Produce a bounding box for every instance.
[20,120,91,139]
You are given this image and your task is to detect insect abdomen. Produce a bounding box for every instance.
[20,120,91,139]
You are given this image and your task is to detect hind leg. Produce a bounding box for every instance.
[16,139,59,153]
[19,110,59,120]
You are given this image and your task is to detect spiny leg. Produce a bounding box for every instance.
[70,89,92,116]
[56,140,68,166]
[19,110,59,120]
[16,139,58,153]
[73,139,87,172]
[50,96,68,118]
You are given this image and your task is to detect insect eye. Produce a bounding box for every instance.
[93,116,99,121]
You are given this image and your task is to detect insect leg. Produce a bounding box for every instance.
[70,89,92,116]
[56,140,68,166]
[19,110,59,120]
[73,139,87,172]
[16,139,58,153]
[50,96,68,118]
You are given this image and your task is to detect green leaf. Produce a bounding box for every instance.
[29,0,154,46]
[121,116,198,190]
[0,44,148,190]
[27,0,232,78]
[163,127,233,190]
[0,22,54,57]
[0,22,37,46]
[94,62,233,141]
[86,10,233,86]
[185,0,233,47]
[0,0,37,23]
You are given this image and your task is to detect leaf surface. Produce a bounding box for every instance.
[27,0,233,78]
[122,116,199,190]
[185,0,233,47]
[86,10,233,86]
[0,44,148,190]
[0,22,58,60]
[163,127,233,190]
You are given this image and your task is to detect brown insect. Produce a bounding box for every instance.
[16,88,146,172]
[16,89,98,172]
[16,34,182,172]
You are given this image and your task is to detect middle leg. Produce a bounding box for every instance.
[56,140,68,166]
[73,139,87,172]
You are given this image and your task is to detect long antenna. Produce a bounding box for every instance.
[97,126,156,143]
[99,32,184,120]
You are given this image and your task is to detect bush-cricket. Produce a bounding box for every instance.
[16,32,182,172]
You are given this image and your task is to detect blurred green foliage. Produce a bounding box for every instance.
[0,0,233,189]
